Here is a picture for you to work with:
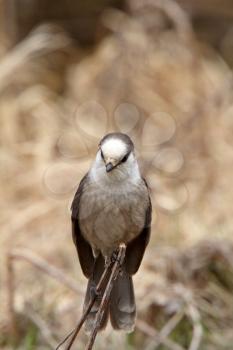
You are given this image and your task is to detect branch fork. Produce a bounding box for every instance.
[56,243,126,350]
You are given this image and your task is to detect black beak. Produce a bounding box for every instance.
[106,162,114,172]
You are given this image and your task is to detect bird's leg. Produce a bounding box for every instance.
[104,251,120,268]
[111,250,120,263]
[104,244,126,275]
[110,244,126,275]
[111,248,125,264]
[104,256,112,268]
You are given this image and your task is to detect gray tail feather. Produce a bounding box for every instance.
[83,255,109,333]
[109,264,136,332]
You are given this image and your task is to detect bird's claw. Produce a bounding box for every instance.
[90,285,101,300]
[105,245,126,268]
[111,249,123,265]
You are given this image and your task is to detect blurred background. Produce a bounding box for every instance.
[1,0,233,349]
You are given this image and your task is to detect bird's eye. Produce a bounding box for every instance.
[121,153,129,163]
[100,150,104,160]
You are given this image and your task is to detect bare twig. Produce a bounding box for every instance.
[136,319,185,350]
[6,254,18,340]
[0,24,70,93]
[8,249,83,294]
[158,309,185,337]
[85,243,126,350]
[129,0,193,40]
[25,303,57,349]
[57,246,124,350]
[6,248,83,340]
[152,309,185,349]
[60,258,114,350]
[58,244,126,350]
[187,304,203,350]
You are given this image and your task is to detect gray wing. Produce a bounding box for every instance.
[71,174,95,278]
[125,180,152,275]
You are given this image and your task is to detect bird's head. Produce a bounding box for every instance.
[91,133,140,183]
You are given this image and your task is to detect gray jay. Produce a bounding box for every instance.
[71,132,151,333]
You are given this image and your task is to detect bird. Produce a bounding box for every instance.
[71,132,151,333]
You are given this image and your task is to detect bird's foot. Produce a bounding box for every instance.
[104,256,112,268]
[105,252,120,266]
[111,249,124,268]
[90,284,101,300]
[105,245,126,269]
[111,250,119,263]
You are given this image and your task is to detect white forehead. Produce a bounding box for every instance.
[101,138,127,159]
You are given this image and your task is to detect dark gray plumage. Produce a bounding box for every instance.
[71,133,151,332]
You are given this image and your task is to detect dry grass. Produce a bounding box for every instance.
[0,2,233,349]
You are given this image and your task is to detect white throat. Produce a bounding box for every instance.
[89,151,141,191]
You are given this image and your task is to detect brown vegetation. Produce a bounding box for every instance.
[0,1,233,349]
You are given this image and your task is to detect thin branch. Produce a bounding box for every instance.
[129,0,193,40]
[6,254,18,340]
[85,243,126,350]
[187,304,203,350]
[55,328,76,350]
[57,244,126,350]
[6,248,83,341]
[56,248,122,350]
[136,319,185,350]
[158,309,184,337]
[24,303,57,349]
[60,257,114,350]
[147,309,184,350]
[0,24,70,93]
[8,249,83,294]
